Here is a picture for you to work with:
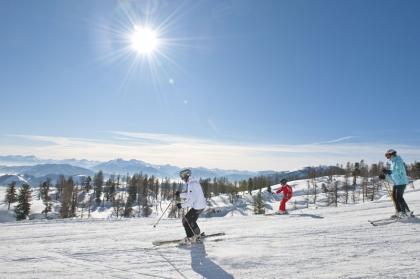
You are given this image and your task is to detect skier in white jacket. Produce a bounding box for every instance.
[176,168,207,243]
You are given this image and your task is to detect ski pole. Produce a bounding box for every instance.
[382,180,397,211]
[153,200,173,228]
[182,215,196,236]
[182,209,203,238]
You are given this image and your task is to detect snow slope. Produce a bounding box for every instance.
[0,181,419,278]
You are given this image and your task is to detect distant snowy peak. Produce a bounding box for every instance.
[0,155,100,168]
[91,159,179,177]
[91,159,265,180]
[0,174,29,187]
[0,155,40,166]
[0,164,93,177]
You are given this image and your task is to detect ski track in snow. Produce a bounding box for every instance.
[1,188,420,278]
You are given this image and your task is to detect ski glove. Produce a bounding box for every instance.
[176,203,182,209]
[382,168,391,175]
[378,174,386,180]
[175,191,180,198]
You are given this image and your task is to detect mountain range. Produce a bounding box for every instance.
[0,155,338,186]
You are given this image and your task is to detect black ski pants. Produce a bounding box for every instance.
[392,185,410,213]
[182,208,203,237]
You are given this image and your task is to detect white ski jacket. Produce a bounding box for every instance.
[180,178,207,210]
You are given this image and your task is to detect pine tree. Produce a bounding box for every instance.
[56,175,65,201]
[5,181,18,210]
[123,174,136,217]
[142,176,152,217]
[84,176,92,192]
[15,184,32,221]
[40,180,52,217]
[200,178,211,199]
[247,178,253,195]
[71,184,80,217]
[127,175,137,206]
[94,171,104,205]
[352,163,360,203]
[106,175,116,202]
[123,198,133,217]
[112,193,125,218]
[60,177,75,218]
[253,189,265,215]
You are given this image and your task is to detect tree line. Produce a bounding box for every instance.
[4,161,420,220]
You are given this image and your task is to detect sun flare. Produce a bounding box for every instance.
[130,26,159,55]
[97,1,197,89]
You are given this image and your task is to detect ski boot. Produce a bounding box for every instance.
[192,232,206,243]
[398,212,409,219]
[179,236,192,246]
[390,212,399,219]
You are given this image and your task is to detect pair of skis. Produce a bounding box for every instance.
[153,232,225,246]
[368,213,418,226]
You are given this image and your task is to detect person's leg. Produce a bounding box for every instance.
[182,209,195,237]
[280,198,287,212]
[189,209,203,236]
[392,186,402,213]
[396,185,410,213]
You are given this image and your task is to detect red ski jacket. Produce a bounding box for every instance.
[276,184,293,199]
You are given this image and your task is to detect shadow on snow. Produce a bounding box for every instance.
[190,243,234,279]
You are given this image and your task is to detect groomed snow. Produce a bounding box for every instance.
[0,181,419,279]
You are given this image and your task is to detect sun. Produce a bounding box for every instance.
[130,26,159,55]
[96,1,198,89]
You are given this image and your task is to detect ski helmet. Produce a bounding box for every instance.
[280,178,288,185]
[179,168,192,180]
[385,149,397,158]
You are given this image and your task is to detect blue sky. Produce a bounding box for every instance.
[1,0,419,171]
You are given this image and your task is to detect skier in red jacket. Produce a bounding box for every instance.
[275,179,293,214]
